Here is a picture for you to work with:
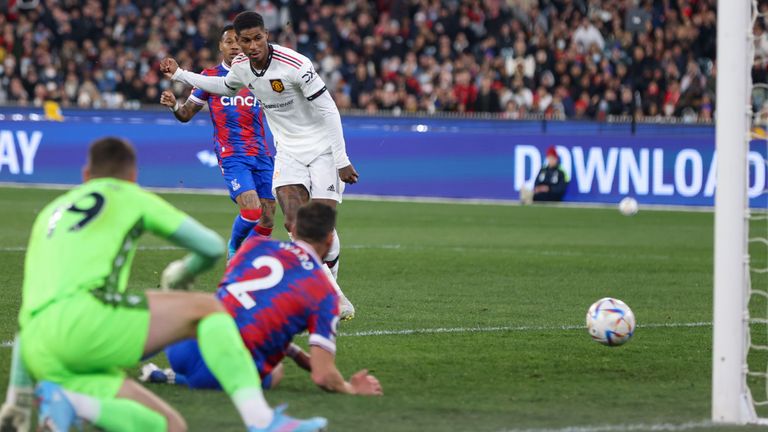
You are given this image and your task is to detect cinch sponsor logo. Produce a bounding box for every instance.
[220,95,258,107]
[0,130,42,175]
[514,144,766,199]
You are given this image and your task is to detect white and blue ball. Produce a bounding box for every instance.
[586,297,636,346]
[618,197,639,216]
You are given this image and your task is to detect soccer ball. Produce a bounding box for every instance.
[618,197,639,216]
[586,297,636,346]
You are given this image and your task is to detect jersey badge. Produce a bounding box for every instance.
[270,79,285,93]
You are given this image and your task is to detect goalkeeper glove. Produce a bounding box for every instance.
[160,259,195,291]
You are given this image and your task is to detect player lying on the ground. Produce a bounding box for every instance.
[160,24,278,260]
[160,11,357,320]
[141,203,382,397]
[0,137,327,432]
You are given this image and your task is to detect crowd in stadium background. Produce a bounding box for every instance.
[0,0,735,121]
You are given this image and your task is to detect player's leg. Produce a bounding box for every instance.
[161,339,221,389]
[57,376,180,432]
[241,158,278,242]
[249,156,277,238]
[144,291,329,430]
[312,198,341,278]
[306,152,345,278]
[256,198,277,234]
[115,379,185,431]
[272,153,312,235]
[20,293,179,432]
[223,158,262,257]
[232,190,263,249]
[276,185,311,235]
[158,339,277,391]
[307,153,355,319]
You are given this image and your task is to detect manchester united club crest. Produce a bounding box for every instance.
[270,79,285,93]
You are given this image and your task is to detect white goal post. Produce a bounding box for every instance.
[712,0,766,425]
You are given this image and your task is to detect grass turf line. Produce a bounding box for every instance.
[0,186,748,431]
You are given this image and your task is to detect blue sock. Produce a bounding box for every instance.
[174,374,190,387]
[228,214,258,256]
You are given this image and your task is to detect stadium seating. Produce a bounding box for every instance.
[0,0,717,120]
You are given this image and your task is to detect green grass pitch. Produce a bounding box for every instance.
[0,186,764,432]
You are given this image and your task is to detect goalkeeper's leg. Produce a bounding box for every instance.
[50,379,175,432]
[144,291,326,430]
[143,291,274,429]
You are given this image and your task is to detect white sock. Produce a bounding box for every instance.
[5,336,33,407]
[232,388,274,428]
[324,229,340,279]
[61,390,100,422]
[321,262,346,298]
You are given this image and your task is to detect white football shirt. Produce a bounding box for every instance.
[223,44,348,167]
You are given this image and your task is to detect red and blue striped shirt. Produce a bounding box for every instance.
[216,236,340,378]
[189,63,270,159]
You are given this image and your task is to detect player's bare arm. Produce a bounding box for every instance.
[309,347,382,396]
[286,343,312,371]
[160,90,203,123]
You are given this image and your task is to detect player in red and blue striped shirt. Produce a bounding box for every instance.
[160,24,276,258]
[145,203,382,396]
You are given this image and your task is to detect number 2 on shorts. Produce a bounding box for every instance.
[226,256,285,309]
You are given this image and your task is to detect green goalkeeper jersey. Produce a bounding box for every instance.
[19,178,188,327]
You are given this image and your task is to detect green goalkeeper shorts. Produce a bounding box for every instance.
[21,291,150,398]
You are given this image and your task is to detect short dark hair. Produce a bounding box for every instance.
[87,137,136,178]
[233,12,265,34]
[221,24,234,38]
[295,202,336,243]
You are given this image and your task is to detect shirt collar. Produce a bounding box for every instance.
[294,240,322,263]
[250,45,273,77]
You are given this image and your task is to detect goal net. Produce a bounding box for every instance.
[714,0,768,425]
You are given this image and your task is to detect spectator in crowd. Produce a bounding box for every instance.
[0,0,723,122]
[533,145,569,202]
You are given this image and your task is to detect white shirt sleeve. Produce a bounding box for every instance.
[311,91,351,169]
[172,68,241,96]
[295,57,326,100]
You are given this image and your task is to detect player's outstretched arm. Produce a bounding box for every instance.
[160,90,203,123]
[286,343,312,372]
[309,346,383,396]
[161,57,240,97]
[312,91,359,184]
[161,218,225,290]
[140,189,224,289]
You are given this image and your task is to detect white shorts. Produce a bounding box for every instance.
[272,151,345,202]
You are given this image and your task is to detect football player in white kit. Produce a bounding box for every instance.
[160,11,357,319]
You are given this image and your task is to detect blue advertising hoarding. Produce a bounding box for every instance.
[0,108,764,208]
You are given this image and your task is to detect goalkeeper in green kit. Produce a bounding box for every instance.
[0,137,327,432]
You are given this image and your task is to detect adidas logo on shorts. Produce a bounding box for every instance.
[327,185,336,192]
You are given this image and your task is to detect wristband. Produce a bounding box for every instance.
[171,101,180,112]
